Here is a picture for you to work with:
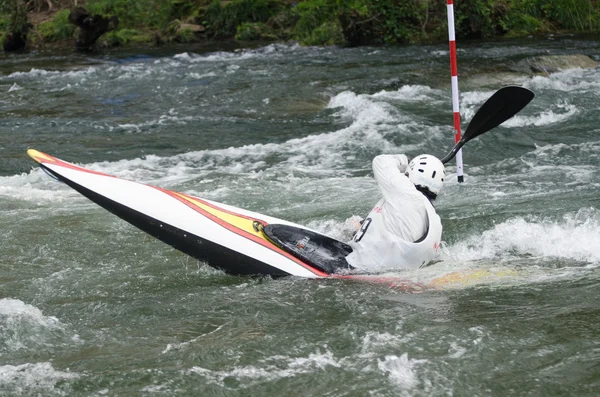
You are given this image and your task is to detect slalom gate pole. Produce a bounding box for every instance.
[447,0,464,182]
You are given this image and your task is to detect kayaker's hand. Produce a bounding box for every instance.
[396,154,409,173]
[348,215,364,232]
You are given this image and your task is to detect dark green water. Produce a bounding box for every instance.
[1,36,600,396]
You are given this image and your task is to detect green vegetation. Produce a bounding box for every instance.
[37,9,75,41]
[85,0,192,29]
[102,28,153,46]
[1,0,600,50]
[235,22,277,41]
[1,0,27,33]
[204,0,281,37]
[1,0,28,50]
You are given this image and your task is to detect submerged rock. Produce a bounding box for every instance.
[464,54,599,88]
[68,7,119,52]
[464,72,529,89]
[521,54,599,74]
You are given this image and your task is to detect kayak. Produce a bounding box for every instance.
[25,149,516,292]
[27,149,366,279]
[27,149,433,291]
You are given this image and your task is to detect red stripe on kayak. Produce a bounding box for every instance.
[155,187,330,277]
[35,151,117,178]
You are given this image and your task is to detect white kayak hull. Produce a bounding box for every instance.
[28,149,332,278]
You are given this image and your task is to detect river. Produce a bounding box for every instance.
[1,36,599,396]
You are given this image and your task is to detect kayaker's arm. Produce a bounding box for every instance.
[372,154,415,202]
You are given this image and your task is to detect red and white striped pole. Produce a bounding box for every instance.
[447,0,464,182]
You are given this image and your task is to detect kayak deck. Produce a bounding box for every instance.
[262,223,354,274]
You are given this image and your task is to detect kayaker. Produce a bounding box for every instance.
[345,154,445,270]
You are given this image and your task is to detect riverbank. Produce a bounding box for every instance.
[2,0,600,52]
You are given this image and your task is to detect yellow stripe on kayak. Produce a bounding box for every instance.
[173,192,267,240]
[27,149,55,164]
[429,268,519,289]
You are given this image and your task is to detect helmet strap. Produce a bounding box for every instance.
[415,185,437,201]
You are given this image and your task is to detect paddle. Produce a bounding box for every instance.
[440,86,535,164]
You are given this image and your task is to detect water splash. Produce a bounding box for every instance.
[0,299,65,353]
[503,100,578,127]
[527,67,600,94]
[444,208,600,264]
[0,362,78,395]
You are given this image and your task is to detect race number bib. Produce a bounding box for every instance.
[353,217,372,242]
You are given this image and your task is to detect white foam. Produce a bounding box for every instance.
[430,48,466,57]
[443,208,600,264]
[326,89,445,148]
[526,67,600,93]
[111,64,155,81]
[0,299,65,352]
[109,114,197,133]
[188,72,217,79]
[188,348,340,387]
[430,50,449,56]
[8,82,22,92]
[0,169,78,204]
[328,90,399,123]
[528,140,600,165]
[5,68,49,78]
[378,354,426,391]
[0,298,58,318]
[0,362,78,394]
[173,52,194,61]
[372,85,446,103]
[502,101,578,127]
[5,67,97,81]
[140,384,167,393]
[0,298,60,325]
[174,43,303,64]
[360,331,409,354]
[448,342,468,358]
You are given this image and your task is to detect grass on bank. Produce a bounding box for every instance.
[37,9,75,41]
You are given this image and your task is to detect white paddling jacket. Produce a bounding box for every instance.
[345,154,442,270]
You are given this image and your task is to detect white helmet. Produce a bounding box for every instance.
[407,154,446,197]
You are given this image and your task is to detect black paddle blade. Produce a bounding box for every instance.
[463,86,535,141]
[440,86,535,164]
